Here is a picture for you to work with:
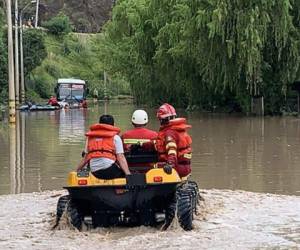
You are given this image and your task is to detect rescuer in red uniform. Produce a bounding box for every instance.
[156,103,192,177]
[122,110,157,152]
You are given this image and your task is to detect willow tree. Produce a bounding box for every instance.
[100,0,300,113]
[99,0,158,104]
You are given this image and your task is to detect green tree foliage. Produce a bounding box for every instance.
[42,13,72,35]
[0,6,8,102]
[22,29,47,99]
[100,0,300,113]
[30,33,131,99]
[23,29,47,76]
[0,7,47,103]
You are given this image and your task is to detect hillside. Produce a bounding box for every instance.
[29,33,129,99]
[24,0,114,32]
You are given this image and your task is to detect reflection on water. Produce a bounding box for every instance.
[1,104,300,195]
[58,109,87,145]
[8,113,26,194]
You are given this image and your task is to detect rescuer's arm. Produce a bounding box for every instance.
[116,153,131,175]
[76,138,89,171]
[114,135,131,175]
[76,157,88,171]
[164,133,178,168]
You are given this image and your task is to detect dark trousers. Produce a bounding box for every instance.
[92,163,125,179]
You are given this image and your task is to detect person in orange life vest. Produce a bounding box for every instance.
[122,110,157,153]
[47,96,59,106]
[156,103,192,177]
[77,114,131,179]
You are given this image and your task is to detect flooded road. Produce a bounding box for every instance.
[0,104,300,195]
[1,104,300,249]
[0,189,299,249]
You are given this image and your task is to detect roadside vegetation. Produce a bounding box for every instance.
[99,0,300,114]
[1,2,300,114]
[30,32,130,100]
[0,7,7,103]
[0,10,130,104]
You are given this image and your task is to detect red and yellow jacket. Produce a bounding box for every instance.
[156,118,192,177]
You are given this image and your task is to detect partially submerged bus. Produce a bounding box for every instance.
[54,78,88,108]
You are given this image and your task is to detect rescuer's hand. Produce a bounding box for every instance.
[125,174,135,190]
[163,164,172,175]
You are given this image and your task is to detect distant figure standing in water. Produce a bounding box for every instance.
[93,88,99,103]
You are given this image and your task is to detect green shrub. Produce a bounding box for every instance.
[23,29,47,76]
[42,14,72,35]
[44,61,61,78]
[25,88,44,102]
[30,33,131,101]
[33,78,52,99]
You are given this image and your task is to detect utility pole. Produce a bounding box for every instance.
[104,71,108,99]
[14,0,20,105]
[6,0,16,123]
[104,71,108,114]
[19,15,25,103]
[34,0,39,28]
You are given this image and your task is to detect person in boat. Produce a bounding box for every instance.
[77,114,131,179]
[156,103,192,177]
[47,96,59,106]
[122,109,157,153]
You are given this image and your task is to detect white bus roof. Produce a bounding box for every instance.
[57,78,86,84]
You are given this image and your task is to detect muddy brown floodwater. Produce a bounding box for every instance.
[0,103,300,195]
[1,103,300,249]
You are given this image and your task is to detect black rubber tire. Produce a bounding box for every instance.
[177,190,193,231]
[67,200,83,230]
[54,195,70,228]
[162,195,177,230]
[185,182,199,216]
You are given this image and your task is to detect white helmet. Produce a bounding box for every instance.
[132,109,148,125]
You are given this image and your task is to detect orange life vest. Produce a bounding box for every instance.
[156,118,192,162]
[85,123,120,162]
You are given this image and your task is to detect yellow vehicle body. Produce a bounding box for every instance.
[57,165,198,231]
[67,168,182,187]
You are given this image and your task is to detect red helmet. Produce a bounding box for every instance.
[156,103,177,120]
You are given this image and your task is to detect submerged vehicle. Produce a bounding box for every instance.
[54,152,200,231]
[54,78,88,108]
